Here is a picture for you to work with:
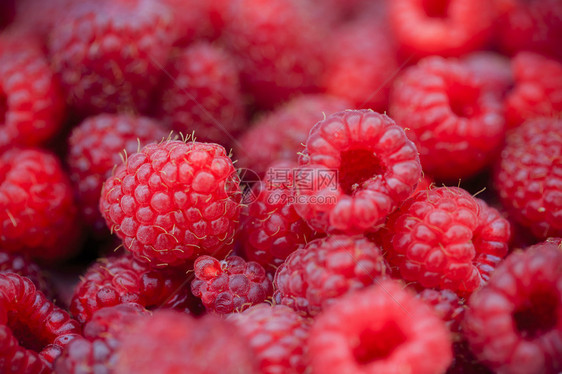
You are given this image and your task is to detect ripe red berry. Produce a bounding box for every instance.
[460,51,513,96]
[463,241,562,373]
[295,109,421,234]
[0,148,80,261]
[230,303,311,374]
[274,235,389,316]
[68,114,166,235]
[308,280,453,374]
[383,186,510,295]
[416,288,466,334]
[191,255,272,314]
[159,42,246,147]
[494,117,562,239]
[48,0,176,114]
[0,250,52,297]
[100,140,241,267]
[0,272,81,372]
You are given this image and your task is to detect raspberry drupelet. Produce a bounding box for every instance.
[229,303,311,374]
[307,280,453,374]
[191,255,272,314]
[383,186,510,295]
[390,56,505,180]
[415,288,466,334]
[0,148,80,262]
[48,0,176,114]
[0,272,81,372]
[463,241,562,374]
[294,109,421,234]
[0,250,52,297]
[159,42,246,147]
[274,235,389,316]
[494,117,562,239]
[100,139,242,267]
[68,114,167,236]
[70,252,199,325]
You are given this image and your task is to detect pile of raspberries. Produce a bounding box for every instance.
[1,0,561,373]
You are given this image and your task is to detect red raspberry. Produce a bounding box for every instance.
[223,0,326,108]
[158,42,246,146]
[390,56,505,180]
[416,288,466,334]
[191,255,272,314]
[0,272,81,371]
[388,0,494,58]
[463,241,562,373]
[321,20,398,112]
[460,51,513,96]
[294,109,421,234]
[82,303,150,340]
[504,52,562,128]
[494,117,562,239]
[68,114,166,235]
[273,235,389,316]
[229,303,311,374]
[237,94,350,177]
[383,187,510,295]
[99,140,241,267]
[161,0,214,45]
[48,0,176,114]
[308,280,453,374]
[0,251,52,297]
[0,148,80,261]
[12,0,72,40]
[495,0,562,61]
[114,310,258,373]
[70,252,199,324]
[239,161,320,272]
[0,34,65,150]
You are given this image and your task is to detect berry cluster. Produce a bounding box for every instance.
[0,0,561,373]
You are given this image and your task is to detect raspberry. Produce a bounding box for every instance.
[239,161,320,272]
[0,251,52,297]
[504,52,562,128]
[191,255,272,314]
[389,0,494,58]
[0,34,65,150]
[494,118,562,239]
[0,272,81,371]
[383,186,510,295]
[229,303,311,374]
[463,241,562,373]
[68,114,166,235]
[273,235,389,316]
[416,288,466,334]
[390,56,505,180]
[460,51,513,96]
[307,280,452,374]
[0,148,80,261]
[294,109,421,234]
[114,310,258,373]
[99,140,241,267]
[82,303,150,340]
[495,0,562,61]
[161,0,213,45]
[12,0,72,40]
[321,20,398,112]
[70,252,199,324]
[158,42,245,146]
[237,94,350,177]
[223,0,326,108]
[48,0,176,114]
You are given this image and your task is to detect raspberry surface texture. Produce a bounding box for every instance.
[274,235,389,316]
[229,303,311,374]
[68,114,166,235]
[494,117,562,239]
[0,251,52,297]
[295,109,421,234]
[0,272,80,372]
[0,148,80,261]
[70,252,198,324]
[191,255,272,314]
[308,280,453,374]
[463,241,562,374]
[159,42,245,146]
[0,34,65,150]
[48,0,176,114]
[237,94,351,177]
[460,51,513,96]
[415,288,466,334]
[383,186,510,294]
[100,139,241,267]
[390,56,505,180]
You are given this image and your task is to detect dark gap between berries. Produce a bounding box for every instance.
[339,149,386,195]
